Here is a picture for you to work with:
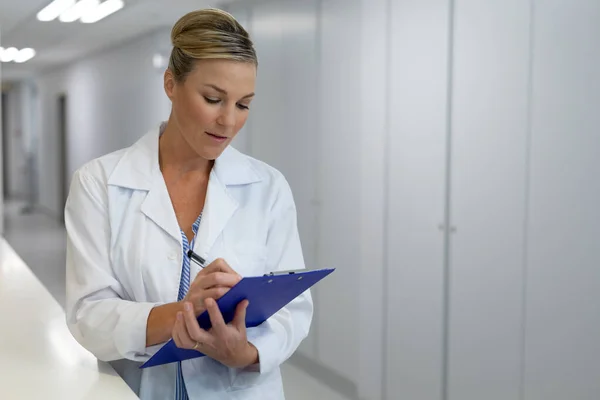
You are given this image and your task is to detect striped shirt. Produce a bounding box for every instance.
[175,213,203,400]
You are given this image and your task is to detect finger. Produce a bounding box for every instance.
[197,272,241,290]
[178,312,197,348]
[233,300,249,331]
[198,258,239,277]
[173,330,182,348]
[205,298,227,334]
[187,287,229,314]
[187,287,231,311]
[172,314,182,348]
[173,312,194,349]
[183,303,214,346]
[202,286,231,301]
[187,272,239,302]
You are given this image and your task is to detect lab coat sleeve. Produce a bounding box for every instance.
[245,174,314,375]
[65,167,162,362]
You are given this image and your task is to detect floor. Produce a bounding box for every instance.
[2,200,351,400]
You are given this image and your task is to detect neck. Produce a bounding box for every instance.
[159,117,213,177]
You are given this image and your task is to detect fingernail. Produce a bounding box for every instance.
[184,303,191,312]
[177,312,182,320]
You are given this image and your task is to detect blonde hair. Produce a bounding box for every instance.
[169,8,257,83]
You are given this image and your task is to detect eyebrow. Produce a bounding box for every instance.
[204,84,255,100]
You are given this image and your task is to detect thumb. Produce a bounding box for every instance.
[233,300,249,331]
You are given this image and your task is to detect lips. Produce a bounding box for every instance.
[206,132,228,139]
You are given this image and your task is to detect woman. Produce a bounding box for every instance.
[65,8,312,400]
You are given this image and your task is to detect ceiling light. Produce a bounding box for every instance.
[14,48,37,63]
[37,0,77,22]
[59,0,100,23]
[152,54,166,69]
[0,47,37,63]
[0,47,19,63]
[81,0,124,23]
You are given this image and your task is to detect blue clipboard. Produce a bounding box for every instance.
[140,268,335,368]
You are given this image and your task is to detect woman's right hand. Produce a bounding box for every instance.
[183,258,241,316]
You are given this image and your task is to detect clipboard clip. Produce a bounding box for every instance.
[264,270,298,277]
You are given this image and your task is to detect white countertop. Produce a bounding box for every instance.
[0,238,139,400]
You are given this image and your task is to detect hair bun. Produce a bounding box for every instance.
[167,9,257,82]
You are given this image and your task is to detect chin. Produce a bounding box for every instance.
[199,144,229,161]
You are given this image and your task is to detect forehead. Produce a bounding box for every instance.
[186,59,256,94]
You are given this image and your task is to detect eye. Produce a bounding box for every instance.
[237,104,250,111]
[204,96,220,104]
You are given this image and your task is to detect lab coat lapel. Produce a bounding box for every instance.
[108,125,181,245]
[192,145,263,264]
[193,169,238,263]
[140,168,182,245]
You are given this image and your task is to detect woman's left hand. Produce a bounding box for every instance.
[172,298,259,369]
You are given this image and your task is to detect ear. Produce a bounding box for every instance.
[164,69,176,100]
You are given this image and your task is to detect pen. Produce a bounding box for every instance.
[187,250,206,268]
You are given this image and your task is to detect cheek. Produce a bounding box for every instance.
[179,93,216,126]
[190,101,218,126]
[235,113,250,131]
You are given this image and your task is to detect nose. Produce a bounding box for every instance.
[216,104,236,128]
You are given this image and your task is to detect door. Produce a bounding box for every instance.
[446,2,532,400]
[524,1,600,398]
[58,94,68,222]
[1,92,8,198]
[386,1,450,399]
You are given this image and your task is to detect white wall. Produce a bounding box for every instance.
[447,1,531,399]
[357,0,387,398]
[0,27,3,234]
[35,28,172,217]
[315,0,362,384]
[386,1,450,398]
[525,0,600,398]
[446,2,600,399]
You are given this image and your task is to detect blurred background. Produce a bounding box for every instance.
[1,0,599,399]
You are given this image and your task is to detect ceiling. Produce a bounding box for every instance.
[0,0,239,81]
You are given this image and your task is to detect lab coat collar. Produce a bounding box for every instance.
[107,123,263,190]
[107,123,262,247]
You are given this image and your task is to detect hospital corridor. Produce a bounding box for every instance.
[2,0,600,399]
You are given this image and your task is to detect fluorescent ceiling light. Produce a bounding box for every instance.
[0,47,37,63]
[59,0,100,23]
[14,48,37,63]
[37,0,77,22]
[81,0,124,23]
[0,47,19,63]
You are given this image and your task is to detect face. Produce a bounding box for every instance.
[164,59,256,160]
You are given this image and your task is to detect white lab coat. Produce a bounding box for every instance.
[64,123,313,400]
